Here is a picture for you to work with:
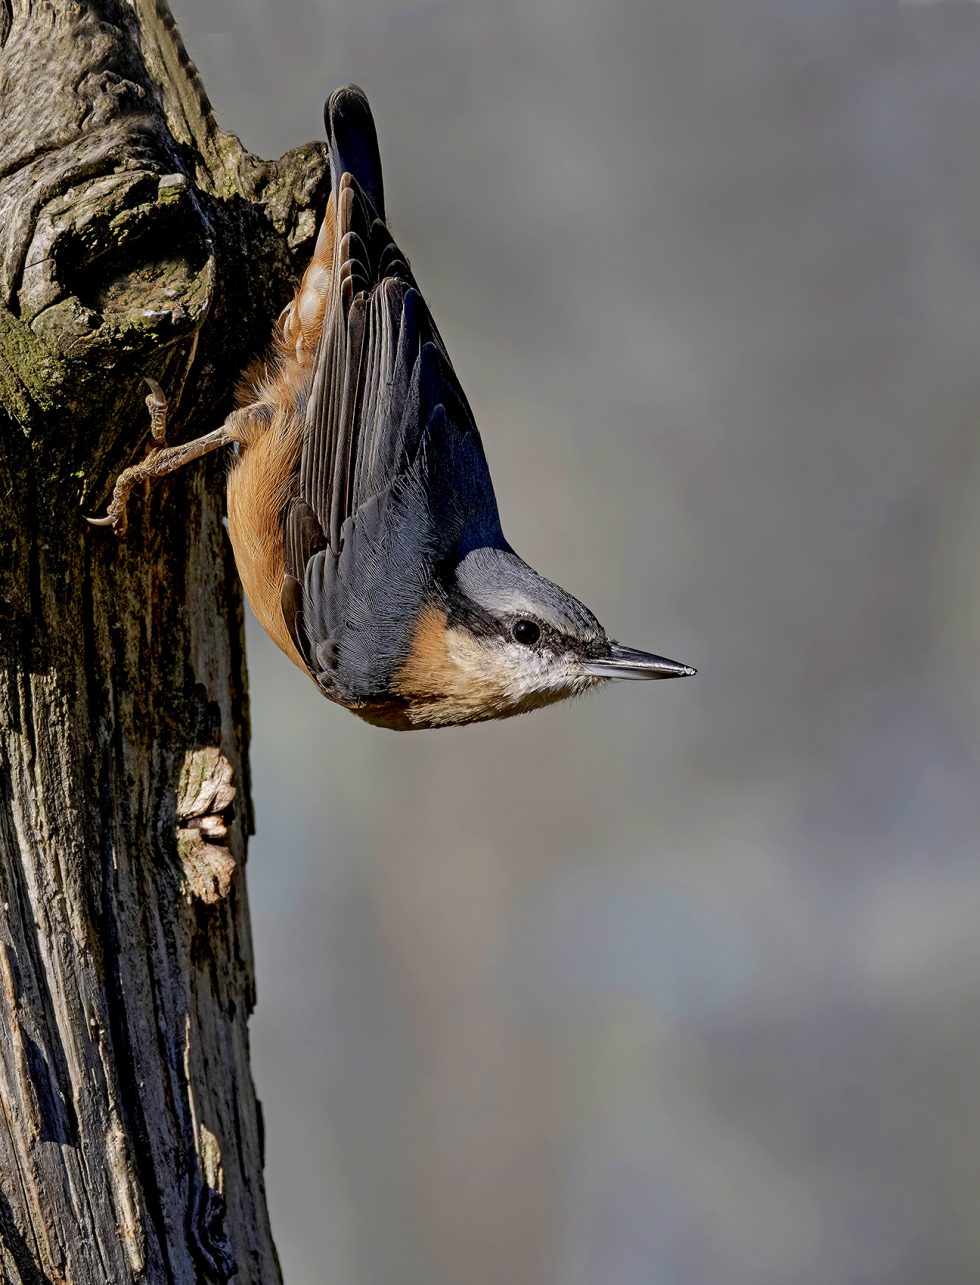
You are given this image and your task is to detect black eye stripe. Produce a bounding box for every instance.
[512,619,540,645]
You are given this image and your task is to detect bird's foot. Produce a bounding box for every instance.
[86,377,239,536]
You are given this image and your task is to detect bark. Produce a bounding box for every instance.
[0,2,329,1280]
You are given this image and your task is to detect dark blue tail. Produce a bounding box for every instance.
[324,85,386,221]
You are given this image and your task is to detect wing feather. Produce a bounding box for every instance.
[281,91,504,702]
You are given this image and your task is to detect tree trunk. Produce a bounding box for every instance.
[0,3,328,1279]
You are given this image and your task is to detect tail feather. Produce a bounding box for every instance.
[324,84,385,220]
[279,88,388,367]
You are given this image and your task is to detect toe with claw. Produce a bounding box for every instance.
[85,376,167,535]
[144,376,168,444]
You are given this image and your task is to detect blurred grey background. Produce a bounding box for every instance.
[171,2,980,1282]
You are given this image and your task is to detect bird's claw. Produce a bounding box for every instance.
[85,505,128,536]
[143,375,168,444]
[84,376,167,535]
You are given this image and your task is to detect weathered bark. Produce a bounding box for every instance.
[0,2,329,1280]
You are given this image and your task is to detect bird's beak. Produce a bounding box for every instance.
[583,643,696,681]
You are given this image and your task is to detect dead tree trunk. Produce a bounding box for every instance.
[0,2,328,1279]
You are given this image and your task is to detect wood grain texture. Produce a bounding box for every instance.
[0,2,329,1279]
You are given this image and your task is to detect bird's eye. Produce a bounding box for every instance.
[512,619,540,645]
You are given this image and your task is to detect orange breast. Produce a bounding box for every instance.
[226,410,306,673]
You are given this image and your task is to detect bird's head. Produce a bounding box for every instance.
[383,547,694,729]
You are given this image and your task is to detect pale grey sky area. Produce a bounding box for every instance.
[171,2,980,1282]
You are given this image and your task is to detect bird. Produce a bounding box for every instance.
[89,84,695,730]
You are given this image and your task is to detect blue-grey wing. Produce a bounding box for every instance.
[281,177,503,702]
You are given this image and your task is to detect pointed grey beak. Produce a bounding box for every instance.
[583,643,696,681]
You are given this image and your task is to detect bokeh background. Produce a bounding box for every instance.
[171,2,980,1282]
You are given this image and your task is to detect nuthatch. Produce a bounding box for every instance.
[90,85,694,729]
